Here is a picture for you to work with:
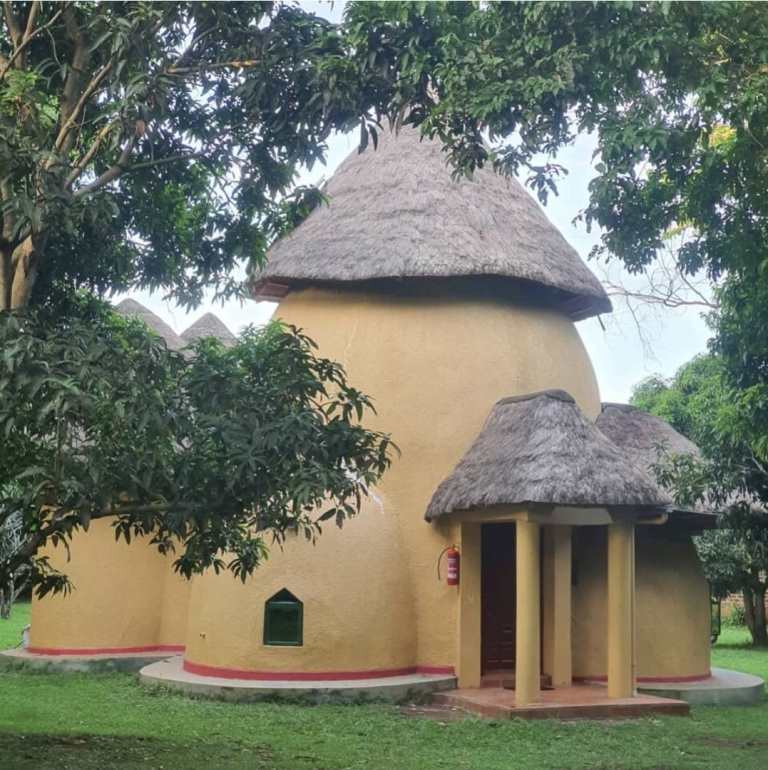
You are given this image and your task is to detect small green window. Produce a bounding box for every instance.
[264,589,303,646]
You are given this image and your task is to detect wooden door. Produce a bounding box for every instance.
[481,523,516,672]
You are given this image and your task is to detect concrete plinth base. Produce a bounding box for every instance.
[435,683,689,720]
[139,656,456,704]
[638,668,764,706]
[0,647,177,674]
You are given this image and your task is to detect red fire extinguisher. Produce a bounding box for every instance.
[438,546,460,586]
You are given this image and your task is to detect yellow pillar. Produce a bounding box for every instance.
[607,519,635,698]
[457,522,482,689]
[543,526,572,687]
[550,526,572,687]
[515,519,541,706]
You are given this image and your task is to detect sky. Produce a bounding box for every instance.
[122,2,712,405]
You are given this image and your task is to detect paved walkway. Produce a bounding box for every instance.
[638,667,764,705]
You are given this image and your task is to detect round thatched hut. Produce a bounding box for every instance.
[28,127,714,706]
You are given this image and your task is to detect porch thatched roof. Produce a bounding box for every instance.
[252,126,611,321]
[425,390,670,521]
[181,313,236,347]
[115,298,184,351]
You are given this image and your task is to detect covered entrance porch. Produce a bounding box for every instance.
[456,510,647,708]
[425,390,682,716]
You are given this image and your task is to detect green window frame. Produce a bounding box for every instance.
[264,589,303,646]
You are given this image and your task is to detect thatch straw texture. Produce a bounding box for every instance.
[181,313,236,347]
[425,390,670,520]
[597,403,717,524]
[115,298,184,350]
[596,403,701,470]
[253,127,611,321]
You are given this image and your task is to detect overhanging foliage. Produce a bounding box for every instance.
[0,299,393,596]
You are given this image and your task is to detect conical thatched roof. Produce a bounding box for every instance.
[597,403,717,525]
[115,298,184,350]
[253,127,611,321]
[425,390,670,521]
[596,403,701,470]
[181,313,236,347]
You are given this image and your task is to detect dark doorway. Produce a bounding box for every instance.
[481,523,516,673]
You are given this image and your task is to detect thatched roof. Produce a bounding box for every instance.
[253,127,611,321]
[596,403,701,469]
[181,313,236,347]
[425,390,670,521]
[115,298,184,350]
[597,403,717,526]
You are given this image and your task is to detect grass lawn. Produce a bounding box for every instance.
[0,606,767,769]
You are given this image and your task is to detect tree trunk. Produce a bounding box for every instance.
[753,586,768,646]
[9,235,38,309]
[743,587,756,636]
[0,244,11,311]
[0,577,12,620]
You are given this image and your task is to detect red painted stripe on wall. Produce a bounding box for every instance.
[574,671,711,684]
[182,659,455,681]
[27,644,185,656]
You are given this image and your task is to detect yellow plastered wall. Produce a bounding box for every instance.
[157,565,193,647]
[183,285,602,672]
[572,526,711,679]
[30,519,174,649]
[183,496,416,671]
[635,530,711,678]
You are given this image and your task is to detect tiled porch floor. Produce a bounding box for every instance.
[434,682,690,720]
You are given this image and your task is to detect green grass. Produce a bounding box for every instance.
[711,625,767,680]
[0,600,29,649]
[1,604,767,769]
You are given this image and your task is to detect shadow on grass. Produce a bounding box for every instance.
[0,732,274,770]
[715,642,759,651]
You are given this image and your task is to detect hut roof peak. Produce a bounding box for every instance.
[497,389,575,406]
[253,126,611,321]
[181,313,236,346]
[115,298,184,350]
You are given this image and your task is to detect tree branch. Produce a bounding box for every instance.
[169,24,219,72]
[72,149,205,197]
[2,1,22,48]
[59,3,89,148]
[0,3,65,81]
[166,58,260,76]
[71,136,136,197]
[603,282,718,310]
[22,0,39,40]
[65,118,120,189]
[52,58,114,157]
[0,177,14,242]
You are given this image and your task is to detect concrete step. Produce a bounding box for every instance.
[434,684,690,720]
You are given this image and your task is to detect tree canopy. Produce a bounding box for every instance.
[631,356,768,644]
[0,1,373,310]
[0,297,392,597]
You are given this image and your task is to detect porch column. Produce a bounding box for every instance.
[549,526,572,687]
[457,521,482,689]
[607,519,635,698]
[515,519,541,706]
